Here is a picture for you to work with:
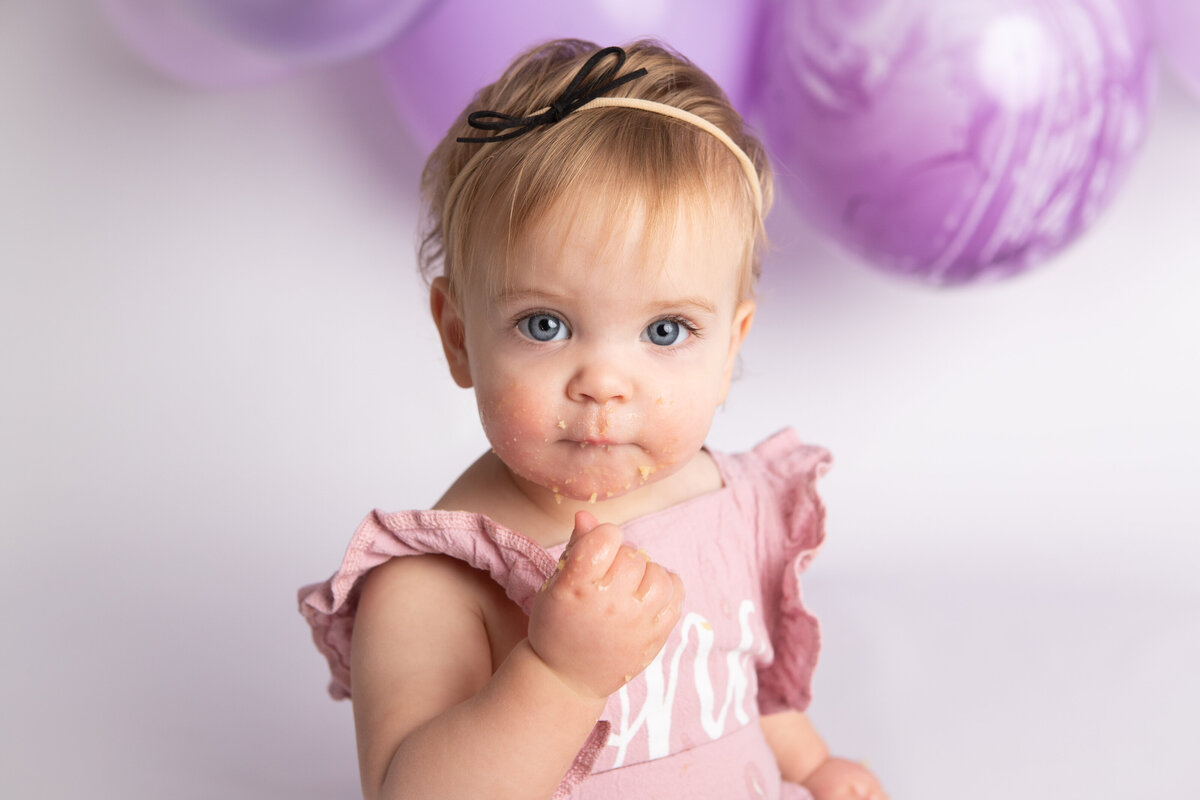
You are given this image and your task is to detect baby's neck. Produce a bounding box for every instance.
[434,449,723,548]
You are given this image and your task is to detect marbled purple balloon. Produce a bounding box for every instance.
[754,0,1157,285]
[1152,0,1200,99]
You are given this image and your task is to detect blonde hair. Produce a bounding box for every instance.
[418,39,773,301]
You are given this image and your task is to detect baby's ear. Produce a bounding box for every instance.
[430,277,473,388]
[719,298,756,403]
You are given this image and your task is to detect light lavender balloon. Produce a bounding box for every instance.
[378,0,765,153]
[100,0,294,87]
[1151,0,1200,99]
[755,0,1157,285]
[202,0,433,61]
[100,0,431,87]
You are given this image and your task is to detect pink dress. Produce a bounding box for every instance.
[299,429,829,799]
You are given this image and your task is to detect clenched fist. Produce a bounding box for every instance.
[527,511,685,700]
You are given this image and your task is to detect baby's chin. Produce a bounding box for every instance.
[519,459,678,506]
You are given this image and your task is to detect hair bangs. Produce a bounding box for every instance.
[421,39,773,304]
[455,108,760,302]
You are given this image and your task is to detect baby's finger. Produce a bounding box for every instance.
[632,560,672,605]
[559,522,623,585]
[649,571,685,627]
[598,543,651,593]
[668,570,685,607]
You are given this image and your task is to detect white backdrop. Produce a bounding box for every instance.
[2,3,1197,798]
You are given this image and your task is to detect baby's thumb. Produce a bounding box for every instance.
[568,510,600,548]
[560,511,623,583]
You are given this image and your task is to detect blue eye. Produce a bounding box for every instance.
[644,318,690,347]
[517,313,569,342]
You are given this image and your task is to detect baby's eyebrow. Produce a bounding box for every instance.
[645,296,718,315]
[493,288,568,306]
[494,287,718,316]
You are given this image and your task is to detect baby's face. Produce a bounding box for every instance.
[456,197,754,504]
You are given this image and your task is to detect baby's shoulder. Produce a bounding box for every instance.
[362,548,484,598]
[359,549,528,668]
[358,552,486,633]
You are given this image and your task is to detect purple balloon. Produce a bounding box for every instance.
[1152,0,1200,99]
[754,0,1157,285]
[201,0,433,61]
[100,0,431,87]
[378,0,765,152]
[100,0,295,87]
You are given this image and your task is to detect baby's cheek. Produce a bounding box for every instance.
[644,395,715,466]
[478,383,552,456]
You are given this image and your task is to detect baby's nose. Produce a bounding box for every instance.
[565,353,632,404]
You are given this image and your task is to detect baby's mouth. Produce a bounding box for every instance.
[561,434,635,450]
[564,439,617,450]
[559,407,632,448]
[582,436,618,446]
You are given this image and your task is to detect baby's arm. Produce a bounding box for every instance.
[760,711,888,800]
[351,554,603,800]
[350,512,683,800]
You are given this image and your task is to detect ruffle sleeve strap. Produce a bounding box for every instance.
[745,429,833,716]
[297,509,559,700]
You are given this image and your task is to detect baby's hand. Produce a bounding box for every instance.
[528,511,684,700]
[802,757,888,800]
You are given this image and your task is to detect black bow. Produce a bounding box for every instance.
[457,46,649,144]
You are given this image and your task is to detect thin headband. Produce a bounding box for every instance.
[441,47,764,242]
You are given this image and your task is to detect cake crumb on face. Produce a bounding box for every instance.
[588,492,597,504]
